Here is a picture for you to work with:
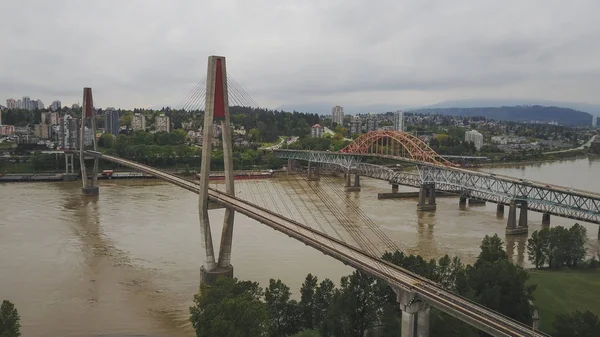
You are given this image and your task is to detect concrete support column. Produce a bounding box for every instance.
[65,153,74,175]
[394,287,430,337]
[287,159,296,174]
[496,204,505,217]
[542,213,550,226]
[417,183,436,211]
[392,183,399,193]
[308,162,320,181]
[345,172,361,191]
[518,201,528,228]
[506,200,528,235]
[459,196,467,206]
[468,198,486,206]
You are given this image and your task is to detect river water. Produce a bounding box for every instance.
[1,157,599,336]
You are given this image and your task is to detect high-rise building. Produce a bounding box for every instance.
[132,113,146,131]
[22,96,31,110]
[104,109,120,135]
[465,129,484,150]
[6,99,16,109]
[311,124,324,138]
[366,113,378,132]
[34,124,51,139]
[51,100,62,111]
[16,100,22,109]
[593,116,598,128]
[155,114,171,132]
[59,114,78,150]
[35,99,44,110]
[332,106,344,126]
[393,110,404,132]
[350,115,362,135]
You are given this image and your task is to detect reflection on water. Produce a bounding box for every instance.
[0,157,599,336]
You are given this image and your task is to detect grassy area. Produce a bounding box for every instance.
[528,269,600,333]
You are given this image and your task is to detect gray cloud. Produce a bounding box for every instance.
[1,0,599,111]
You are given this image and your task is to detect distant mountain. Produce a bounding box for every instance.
[410,105,593,126]
[277,103,411,115]
[409,99,600,116]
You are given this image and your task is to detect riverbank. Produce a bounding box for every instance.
[528,269,600,333]
[481,153,595,168]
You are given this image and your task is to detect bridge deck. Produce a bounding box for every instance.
[87,151,549,337]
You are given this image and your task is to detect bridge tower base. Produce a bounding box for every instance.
[79,87,99,196]
[287,159,297,174]
[506,200,528,235]
[417,183,436,211]
[200,265,234,285]
[392,183,399,193]
[394,287,430,337]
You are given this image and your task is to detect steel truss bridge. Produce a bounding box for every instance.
[85,150,548,337]
[273,146,600,225]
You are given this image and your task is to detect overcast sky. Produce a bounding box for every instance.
[1,0,599,112]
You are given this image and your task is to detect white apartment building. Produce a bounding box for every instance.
[350,115,362,135]
[332,105,344,126]
[132,113,147,131]
[393,110,404,132]
[465,129,484,150]
[155,114,171,132]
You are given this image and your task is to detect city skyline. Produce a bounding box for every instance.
[1,1,600,112]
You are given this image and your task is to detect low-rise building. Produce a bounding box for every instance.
[311,124,324,138]
[0,125,15,135]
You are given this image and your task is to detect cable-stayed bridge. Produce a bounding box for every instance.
[69,55,591,336]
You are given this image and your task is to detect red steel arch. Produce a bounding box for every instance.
[341,130,454,166]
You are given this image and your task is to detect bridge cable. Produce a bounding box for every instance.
[317,174,401,253]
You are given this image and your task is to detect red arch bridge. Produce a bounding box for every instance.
[273,130,600,236]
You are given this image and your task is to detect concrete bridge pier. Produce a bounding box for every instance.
[496,204,505,217]
[542,213,551,226]
[417,183,436,211]
[65,153,75,175]
[287,159,297,174]
[345,172,361,191]
[392,183,399,193]
[506,200,528,235]
[394,287,430,337]
[468,198,486,206]
[459,196,467,206]
[307,162,320,181]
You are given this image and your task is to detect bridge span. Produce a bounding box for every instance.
[274,149,600,232]
[86,150,548,337]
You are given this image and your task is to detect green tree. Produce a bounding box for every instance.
[476,234,508,266]
[567,223,587,268]
[336,271,379,337]
[466,236,535,325]
[189,277,267,337]
[0,300,21,337]
[553,310,600,337]
[313,279,335,329]
[299,273,318,330]
[265,279,299,337]
[527,229,550,268]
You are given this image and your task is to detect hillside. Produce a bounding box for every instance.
[410,105,593,126]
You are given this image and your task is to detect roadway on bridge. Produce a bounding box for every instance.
[86,151,549,337]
